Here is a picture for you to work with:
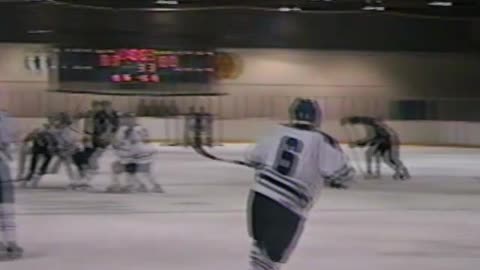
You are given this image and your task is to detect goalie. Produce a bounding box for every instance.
[107,113,164,193]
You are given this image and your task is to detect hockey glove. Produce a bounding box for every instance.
[328,180,349,189]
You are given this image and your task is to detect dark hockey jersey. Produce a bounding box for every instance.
[93,110,120,136]
[29,128,57,152]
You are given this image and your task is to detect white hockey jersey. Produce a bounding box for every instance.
[0,111,14,144]
[247,125,354,217]
[115,125,149,145]
[51,126,76,155]
[114,125,155,164]
[0,111,15,162]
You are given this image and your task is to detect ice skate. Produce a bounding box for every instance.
[0,242,6,259]
[151,184,165,193]
[136,183,148,193]
[30,175,41,188]
[78,182,93,191]
[401,167,411,180]
[18,179,30,188]
[393,172,404,180]
[364,172,380,180]
[394,169,410,181]
[0,242,23,260]
[6,242,23,259]
[120,184,136,193]
[66,182,88,191]
[66,182,81,190]
[105,183,122,193]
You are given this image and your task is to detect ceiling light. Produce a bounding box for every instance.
[27,30,53,34]
[428,1,453,6]
[155,0,178,4]
[362,6,385,11]
[278,6,302,12]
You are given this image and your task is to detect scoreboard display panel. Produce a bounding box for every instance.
[58,48,216,84]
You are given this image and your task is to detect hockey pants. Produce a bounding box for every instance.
[248,192,304,269]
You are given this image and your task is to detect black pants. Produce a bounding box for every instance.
[248,192,304,263]
[92,136,109,150]
[124,163,138,175]
[367,143,407,175]
[72,147,95,177]
[26,146,52,181]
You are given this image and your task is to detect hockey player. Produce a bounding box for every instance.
[89,101,120,171]
[185,106,213,147]
[108,113,163,193]
[245,99,354,270]
[70,137,96,190]
[50,112,83,189]
[83,100,102,136]
[0,110,23,259]
[19,121,57,186]
[341,116,410,180]
[102,101,120,132]
[21,113,78,188]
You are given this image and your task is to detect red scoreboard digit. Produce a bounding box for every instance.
[157,55,168,68]
[168,55,178,68]
[99,54,111,67]
[150,74,160,83]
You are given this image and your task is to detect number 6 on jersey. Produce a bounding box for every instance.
[274,136,303,176]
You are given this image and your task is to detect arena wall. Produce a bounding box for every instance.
[1,45,479,147]
[0,45,479,121]
[215,49,480,99]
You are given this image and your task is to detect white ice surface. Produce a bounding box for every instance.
[4,145,480,270]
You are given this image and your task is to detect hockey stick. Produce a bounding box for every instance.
[68,126,93,136]
[192,143,254,168]
[342,125,367,178]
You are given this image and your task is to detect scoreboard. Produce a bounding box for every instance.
[58,48,216,84]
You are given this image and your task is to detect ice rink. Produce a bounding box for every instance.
[4,145,480,270]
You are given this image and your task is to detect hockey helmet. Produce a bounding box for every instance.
[289,98,322,126]
[56,112,73,126]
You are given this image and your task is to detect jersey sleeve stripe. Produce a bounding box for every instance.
[258,173,310,207]
[257,180,300,205]
[264,168,309,194]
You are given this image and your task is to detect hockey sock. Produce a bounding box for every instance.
[0,204,16,244]
[250,243,279,270]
